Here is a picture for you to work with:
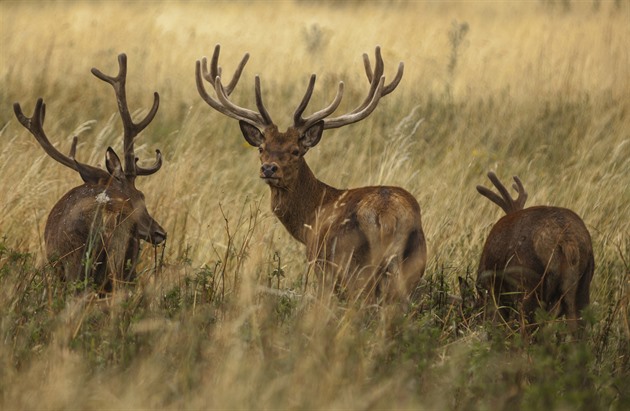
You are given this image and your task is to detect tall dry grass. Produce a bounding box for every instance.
[1,1,629,409]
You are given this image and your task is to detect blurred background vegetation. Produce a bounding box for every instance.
[0,1,628,409]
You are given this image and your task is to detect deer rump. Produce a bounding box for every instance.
[306,187,426,300]
[477,206,594,324]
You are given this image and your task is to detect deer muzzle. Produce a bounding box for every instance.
[138,217,167,245]
[149,221,167,245]
[260,163,279,178]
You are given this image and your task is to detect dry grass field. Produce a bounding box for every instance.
[1,0,629,409]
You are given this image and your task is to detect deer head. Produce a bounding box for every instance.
[196,45,403,191]
[14,54,166,290]
[474,172,594,334]
[196,45,426,303]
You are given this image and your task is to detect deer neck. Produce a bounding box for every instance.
[268,160,343,244]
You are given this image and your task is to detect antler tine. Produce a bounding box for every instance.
[323,76,385,130]
[293,74,317,126]
[370,46,404,96]
[196,60,238,117]
[254,76,274,125]
[382,61,404,95]
[14,99,106,178]
[511,175,528,210]
[214,76,271,127]
[358,46,385,110]
[69,136,78,158]
[197,61,252,122]
[321,46,403,130]
[477,172,528,214]
[200,56,214,82]
[197,46,272,129]
[363,46,405,97]
[204,45,221,82]
[136,92,160,132]
[487,171,516,214]
[135,149,163,176]
[224,49,250,96]
[14,99,74,169]
[351,46,403,113]
[293,74,345,130]
[476,184,509,214]
[202,45,251,96]
[91,53,160,180]
[363,53,374,82]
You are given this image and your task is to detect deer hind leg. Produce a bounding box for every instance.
[576,253,594,314]
[550,241,587,335]
[307,234,357,301]
[311,258,338,301]
[561,292,580,335]
[560,263,584,335]
[52,247,83,284]
[398,228,427,299]
[375,228,426,303]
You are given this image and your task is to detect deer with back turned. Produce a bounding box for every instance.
[14,54,166,292]
[196,45,426,302]
[473,171,594,333]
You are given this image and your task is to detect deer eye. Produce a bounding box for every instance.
[291,149,300,157]
[258,146,263,153]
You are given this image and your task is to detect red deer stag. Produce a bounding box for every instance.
[196,45,426,301]
[14,54,166,292]
[475,171,594,333]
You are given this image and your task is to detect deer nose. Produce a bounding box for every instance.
[151,227,167,245]
[261,163,278,178]
[147,221,167,245]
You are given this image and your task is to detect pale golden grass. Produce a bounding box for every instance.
[1,0,629,409]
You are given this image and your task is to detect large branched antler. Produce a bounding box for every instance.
[292,74,344,131]
[196,44,273,128]
[91,53,162,181]
[201,44,249,96]
[477,171,528,214]
[296,45,404,131]
[196,45,404,133]
[13,98,109,182]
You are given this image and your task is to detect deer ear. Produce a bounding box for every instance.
[75,160,110,184]
[105,148,125,180]
[300,120,324,149]
[239,121,265,147]
[70,148,113,184]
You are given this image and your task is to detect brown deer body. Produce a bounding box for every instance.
[476,172,594,332]
[14,54,166,291]
[197,45,426,301]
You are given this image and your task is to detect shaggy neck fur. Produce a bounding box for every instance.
[268,159,343,244]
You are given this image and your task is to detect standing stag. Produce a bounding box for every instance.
[14,54,166,292]
[196,45,426,301]
[474,171,594,333]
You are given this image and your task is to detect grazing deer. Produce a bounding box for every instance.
[13,54,166,292]
[196,45,426,301]
[474,171,594,333]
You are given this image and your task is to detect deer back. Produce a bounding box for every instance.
[479,206,593,280]
[476,172,594,331]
